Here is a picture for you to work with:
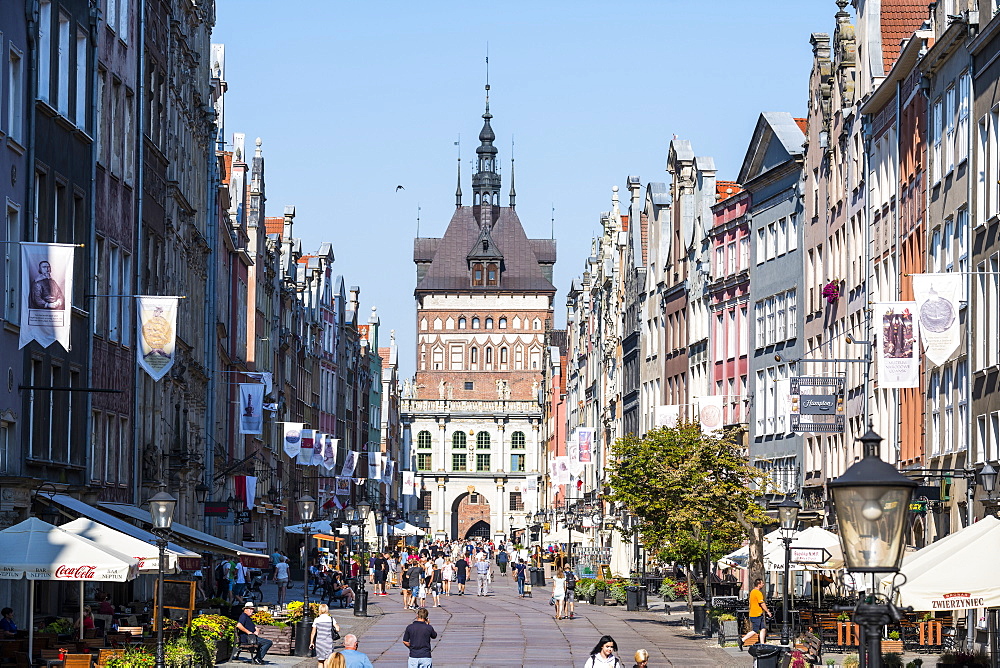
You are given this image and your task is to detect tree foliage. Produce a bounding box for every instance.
[607,421,769,577]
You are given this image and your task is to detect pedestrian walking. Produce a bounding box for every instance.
[402,607,437,668]
[741,578,771,647]
[430,561,443,607]
[474,555,491,596]
[308,604,340,668]
[551,569,566,619]
[511,560,527,598]
[373,553,389,596]
[582,635,623,668]
[496,547,509,575]
[338,634,374,668]
[454,555,469,595]
[273,557,290,606]
[632,649,649,668]
[441,558,454,596]
[564,565,577,619]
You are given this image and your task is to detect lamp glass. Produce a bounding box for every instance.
[356,500,371,519]
[195,483,209,504]
[148,490,177,530]
[777,498,801,532]
[980,462,998,495]
[373,508,383,523]
[297,495,317,523]
[345,506,357,523]
[830,457,916,572]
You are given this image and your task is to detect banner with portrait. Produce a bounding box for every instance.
[19,242,75,350]
[310,434,327,467]
[654,405,680,428]
[577,427,593,464]
[136,296,179,380]
[698,395,725,435]
[335,477,352,496]
[382,458,394,486]
[555,456,571,485]
[238,384,265,435]
[875,302,920,388]
[281,422,304,460]
[912,273,962,366]
[341,450,357,478]
[321,435,339,471]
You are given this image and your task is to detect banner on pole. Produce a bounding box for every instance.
[875,302,920,388]
[238,384,265,435]
[19,242,75,350]
[913,273,962,366]
[281,422,304,459]
[577,428,593,464]
[698,395,725,435]
[136,296,179,380]
[297,430,315,465]
[654,405,680,428]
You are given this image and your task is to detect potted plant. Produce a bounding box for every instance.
[608,580,627,606]
[189,614,236,664]
[594,580,609,606]
[843,654,860,668]
[882,630,903,653]
[659,578,677,601]
[937,649,991,667]
[574,578,595,603]
[881,652,903,668]
[105,647,156,668]
[252,610,292,655]
[822,280,841,304]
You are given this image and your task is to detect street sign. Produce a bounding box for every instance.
[790,376,846,434]
[235,510,251,525]
[909,500,928,513]
[790,547,832,564]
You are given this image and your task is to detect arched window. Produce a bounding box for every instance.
[458,317,467,329]
[472,317,480,329]
[500,347,508,364]
[533,318,542,330]
[476,431,491,449]
[499,317,507,329]
[452,432,467,449]
[473,263,484,286]
[470,346,478,364]
[485,317,494,329]
[512,316,521,329]
[417,430,433,449]
[485,347,493,364]
[511,431,526,449]
[486,263,499,286]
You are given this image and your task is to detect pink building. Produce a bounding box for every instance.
[709,183,750,426]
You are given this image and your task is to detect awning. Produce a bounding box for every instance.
[284,520,334,535]
[40,493,199,569]
[61,518,199,574]
[98,502,269,568]
[390,522,424,537]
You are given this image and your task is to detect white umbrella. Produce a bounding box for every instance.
[59,518,199,574]
[0,518,141,657]
[764,526,845,571]
[283,520,334,535]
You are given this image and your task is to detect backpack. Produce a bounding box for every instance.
[566,571,577,589]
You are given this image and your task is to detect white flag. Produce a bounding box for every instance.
[282,422,304,459]
[310,434,327,467]
[876,302,920,388]
[341,450,357,478]
[322,436,339,471]
[913,273,962,366]
[136,296,179,380]
[246,476,257,510]
[19,242,75,350]
[238,384,265,435]
[402,471,416,496]
[297,430,315,465]
[654,405,680,428]
[699,395,725,435]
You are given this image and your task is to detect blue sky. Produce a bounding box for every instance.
[213,1,840,378]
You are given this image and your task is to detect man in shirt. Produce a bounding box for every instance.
[235,602,272,664]
[232,557,248,604]
[338,634,374,668]
[373,553,389,596]
[474,555,491,596]
[402,607,437,668]
[454,556,469,595]
[406,561,425,610]
[743,578,771,646]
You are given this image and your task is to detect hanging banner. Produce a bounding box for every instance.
[238,384,265,435]
[310,434,327,467]
[341,450,357,478]
[281,422,304,460]
[382,458,394,486]
[876,302,920,388]
[526,476,538,492]
[136,296,179,380]
[335,477,352,495]
[246,476,257,510]
[296,430,315,465]
[577,428,593,464]
[19,242,75,350]
[654,405,680,428]
[698,395,725,435]
[322,436,339,471]
[912,273,962,366]
[402,471,416,496]
[555,456,571,485]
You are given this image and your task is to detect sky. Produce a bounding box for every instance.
[212,1,841,378]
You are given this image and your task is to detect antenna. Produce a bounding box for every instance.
[416,204,421,237]
[551,204,555,240]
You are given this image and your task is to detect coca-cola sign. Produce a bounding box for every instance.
[54,565,98,579]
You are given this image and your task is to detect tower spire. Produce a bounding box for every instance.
[455,135,462,207]
[472,79,500,226]
[509,136,516,208]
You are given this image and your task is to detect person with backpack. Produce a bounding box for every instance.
[582,636,623,668]
[511,560,528,598]
[495,547,509,575]
[564,566,577,619]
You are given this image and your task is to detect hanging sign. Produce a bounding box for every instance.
[281,422,304,459]
[875,302,920,388]
[790,376,846,434]
[19,242,76,350]
[137,296,179,380]
[238,384,265,435]
[790,547,832,564]
[297,430,315,465]
[654,405,680,428]
[698,395,725,435]
[577,428,593,464]
[912,273,962,366]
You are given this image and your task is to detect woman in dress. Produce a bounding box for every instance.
[551,570,566,620]
[441,557,455,596]
[308,604,340,668]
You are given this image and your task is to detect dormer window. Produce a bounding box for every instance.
[473,263,484,286]
[486,263,499,286]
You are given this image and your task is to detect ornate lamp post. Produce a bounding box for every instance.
[148,489,176,668]
[980,462,997,499]
[352,500,371,617]
[776,497,801,645]
[829,428,917,668]
[294,495,316,657]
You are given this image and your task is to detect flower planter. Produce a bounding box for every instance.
[256,626,293,656]
[214,640,232,664]
[595,589,606,606]
[881,639,903,653]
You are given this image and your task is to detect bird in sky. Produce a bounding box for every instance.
[396,185,405,191]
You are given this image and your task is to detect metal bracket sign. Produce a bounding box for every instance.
[790,547,832,564]
[790,376,846,434]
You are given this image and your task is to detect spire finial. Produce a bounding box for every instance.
[509,136,516,208]
[455,135,463,207]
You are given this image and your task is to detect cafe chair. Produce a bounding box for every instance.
[62,655,92,668]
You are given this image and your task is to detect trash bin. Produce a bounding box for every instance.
[747,644,785,668]
[693,604,710,636]
[625,585,647,612]
[529,566,546,586]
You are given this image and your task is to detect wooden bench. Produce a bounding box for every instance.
[230,636,259,663]
[93,650,122,668]
[795,631,822,665]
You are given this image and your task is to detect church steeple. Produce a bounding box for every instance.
[455,154,463,208]
[472,84,501,227]
[509,140,516,208]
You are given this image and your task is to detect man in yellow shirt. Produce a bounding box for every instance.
[743,578,771,646]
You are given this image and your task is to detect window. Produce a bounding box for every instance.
[485,347,492,364]
[786,290,797,339]
[957,360,968,452]
[8,47,23,143]
[715,246,725,276]
[511,431,525,449]
[75,28,86,127]
[472,263,484,286]
[124,89,134,181]
[499,317,507,329]
[788,214,798,251]
[417,430,432,449]
[500,347,508,364]
[452,453,467,471]
[464,381,474,391]
[485,317,493,329]
[476,431,490,449]
[509,491,524,511]
[458,317,466,329]
[470,346,478,364]
[472,317,480,329]
[417,453,432,471]
[740,237,750,269]
[4,206,19,321]
[38,1,51,103]
[0,420,8,474]
[510,454,525,472]
[476,453,491,471]
[450,344,463,370]
[486,262,498,286]
[756,228,766,264]
[755,301,765,348]
[943,366,954,453]
[931,228,942,273]
[533,318,541,330]
[418,490,432,510]
[714,313,725,359]
[945,85,956,175]
[932,97,943,184]
[767,222,777,260]
[451,431,466,449]
[958,72,970,163]
[930,371,941,456]
[57,13,69,115]
[957,208,969,300]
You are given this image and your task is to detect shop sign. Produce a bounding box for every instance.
[790,376,846,434]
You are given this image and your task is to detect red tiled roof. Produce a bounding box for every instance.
[297,255,313,264]
[882,1,927,74]
[794,118,808,135]
[264,216,284,236]
[716,180,743,202]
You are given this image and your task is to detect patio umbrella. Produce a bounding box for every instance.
[59,517,199,574]
[283,520,334,535]
[0,518,141,656]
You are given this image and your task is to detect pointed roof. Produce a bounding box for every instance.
[467,223,503,262]
[737,112,805,185]
[415,206,555,294]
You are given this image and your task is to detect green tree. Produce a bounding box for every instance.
[607,421,770,609]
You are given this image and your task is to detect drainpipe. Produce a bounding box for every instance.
[85,0,98,486]
[131,0,145,506]
[203,81,221,533]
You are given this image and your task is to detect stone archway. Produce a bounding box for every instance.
[465,520,491,539]
[451,491,491,540]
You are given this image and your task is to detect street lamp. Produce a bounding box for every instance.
[776,497,800,645]
[979,462,997,498]
[373,507,384,552]
[148,488,176,668]
[294,495,316,657]
[564,508,577,572]
[829,428,917,668]
[349,501,371,617]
